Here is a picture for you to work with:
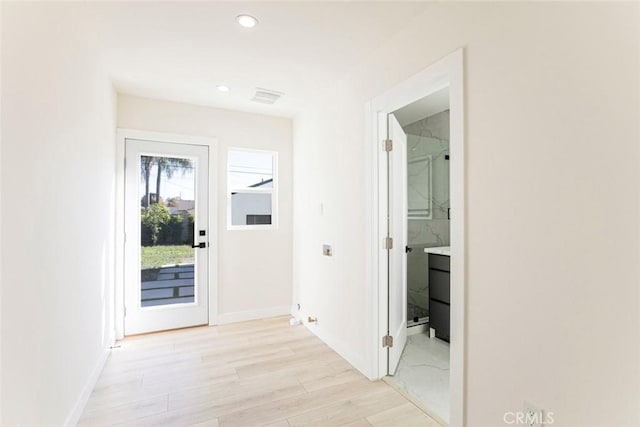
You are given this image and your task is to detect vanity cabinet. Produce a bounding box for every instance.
[428,253,450,342]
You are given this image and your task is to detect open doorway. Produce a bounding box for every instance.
[385,91,451,423]
[367,49,464,427]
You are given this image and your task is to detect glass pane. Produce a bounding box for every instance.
[228,150,274,189]
[230,193,272,226]
[407,155,432,219]
[139,155,196,307]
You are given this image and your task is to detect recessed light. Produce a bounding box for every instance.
[216,85,230,92]
[236,14,258,28]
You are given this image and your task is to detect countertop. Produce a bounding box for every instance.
[423,246,451,256]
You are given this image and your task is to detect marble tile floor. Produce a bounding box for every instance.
[386,332,450,424]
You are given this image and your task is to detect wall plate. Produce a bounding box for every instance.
[523,401,543,427]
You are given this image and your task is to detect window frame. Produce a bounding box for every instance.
[226,147,278,230]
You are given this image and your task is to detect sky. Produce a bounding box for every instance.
[228,150,274,189]
[140,159,196,201]
[139,151,274,203]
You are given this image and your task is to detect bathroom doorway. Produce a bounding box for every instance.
[367,49,464,427]
[386,92,452,424]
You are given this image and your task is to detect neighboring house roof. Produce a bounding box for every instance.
[168,198,195,215]
[174,199,195,210]
[249,178,273,188]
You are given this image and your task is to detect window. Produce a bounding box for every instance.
[228,149,277,229]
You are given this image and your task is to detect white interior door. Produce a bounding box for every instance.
[387,113,408,375]
[124,139,209,335]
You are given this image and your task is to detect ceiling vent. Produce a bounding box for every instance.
[252,88,283,105]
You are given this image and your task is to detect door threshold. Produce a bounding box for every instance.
[382,376,449,427]
[124,323,209,338]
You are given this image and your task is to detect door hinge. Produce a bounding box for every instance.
[384,139,393,152]
[382,335,394,348]
[384,236,393,250]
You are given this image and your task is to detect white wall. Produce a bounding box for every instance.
[1,3,116,425]
[231,193,272,226]
[118,95,293,323]
[293,3,639,426]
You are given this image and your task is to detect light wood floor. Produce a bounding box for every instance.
[79,316,442,427]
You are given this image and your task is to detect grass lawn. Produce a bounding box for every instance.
[141,245,194,269]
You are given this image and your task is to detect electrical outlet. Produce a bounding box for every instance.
[523,401,543,427]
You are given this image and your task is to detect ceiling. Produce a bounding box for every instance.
[393,87,450,127]
[91,2,430,118]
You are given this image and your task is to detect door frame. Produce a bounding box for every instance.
[115,128,219,339]
[365,48,465,426]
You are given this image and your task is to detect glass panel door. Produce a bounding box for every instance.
[125,139,209,335]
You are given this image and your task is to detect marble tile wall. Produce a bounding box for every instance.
[404,110,450,318]
[403,109,450,140]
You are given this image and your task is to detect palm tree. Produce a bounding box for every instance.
[155,157,193,203]
[141,156,154,207]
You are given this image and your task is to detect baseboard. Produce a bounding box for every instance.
[407,323,429,336]
[303,321,369,380]
[290,304,301,320]
[217,305,291,324]
[64,347,110,427]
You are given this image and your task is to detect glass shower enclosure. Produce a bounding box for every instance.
[406,134,450,326]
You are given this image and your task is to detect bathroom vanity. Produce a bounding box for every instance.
[424,247,451,342]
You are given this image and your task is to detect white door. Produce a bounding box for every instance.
[124,139,209,335]
[387,113,408,375]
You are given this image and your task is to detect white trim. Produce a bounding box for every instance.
[115,128,219,338]
[448,49,466,427]
[365,48,465,427]
[217,305,291,324]
[64,348,110,427]
[123,141,209,334]
[407,322,429,336]
[363,101,378,380]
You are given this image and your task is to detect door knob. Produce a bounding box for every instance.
[192,242,207,249]
[405,246,413,253]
